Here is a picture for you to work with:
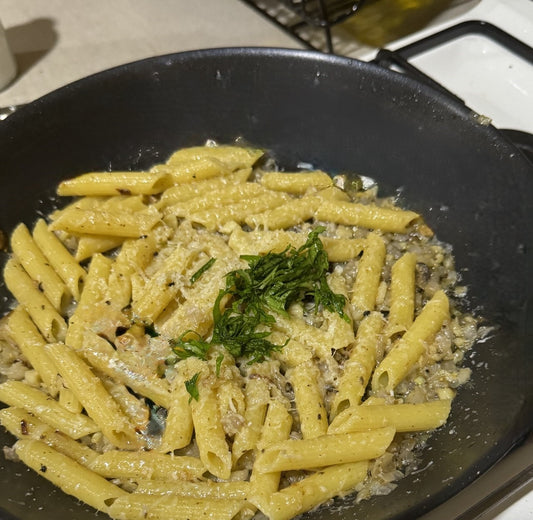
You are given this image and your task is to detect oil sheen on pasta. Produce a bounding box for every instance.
[0,143,486,520]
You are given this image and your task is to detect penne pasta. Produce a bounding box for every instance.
[244,195,321,230]
[107,233,158,309]
[331,311,385,416]
[132,244,195,323]
[253,461,369,520]
[0,407,98,466]
[228,226,365,262]
[274,309,354,361]
[190,379,232,480]
[10,223,71,312]
[315,199,420,233]
[108,493,246,520]
[387,251,417,336]
[328,399,452,434]
[372,290,450,392]
[57,171,173,196]
[58,386,83,414]
[250,399,293,504]
[158,376,194,453]
[231,376,271,464]
[3,258,68,342]
[164,176,263,217]
[51,206,161,237]
[157,168,251,209]
[0,380,98,439]
[158,242,244,338]
[288,361,328,439]
[189,191,291,231]
[15,439,127,513]
[351,231,386,314]
[66,253,113,348]
[101,378,150,431]
[254,427,395,472]
[0,144,481,520]
[6,306,60,395]
[89,450,205,480]
[259,170,333,194]
[32,218,87,301]
[135,479,250,498]
[165,144,263,171]
[75,234,125,262]
[78,331,172,409]
[45,342,142,449]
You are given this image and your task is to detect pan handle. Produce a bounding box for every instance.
[372,20,533,110]
[372,47,464,106]
[372,21,533,167]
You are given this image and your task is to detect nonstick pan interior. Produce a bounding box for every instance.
[0,48,531,520]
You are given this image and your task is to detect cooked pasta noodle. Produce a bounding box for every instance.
[0,143,483,520]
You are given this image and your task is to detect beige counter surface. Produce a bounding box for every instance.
[0,0,301,107]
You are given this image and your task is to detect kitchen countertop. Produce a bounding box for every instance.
[0,0,301,107]
[0,1,531,519]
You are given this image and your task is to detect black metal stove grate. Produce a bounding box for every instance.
[372,20,533,165]
[373,20,533,104]
[280,0,364,26]
[240,0,365,53]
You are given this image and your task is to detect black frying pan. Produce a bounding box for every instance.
[0,48,531,520]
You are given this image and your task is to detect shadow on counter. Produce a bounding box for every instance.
[5,18,58,82]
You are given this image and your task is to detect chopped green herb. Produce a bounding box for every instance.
[169,228,347,366]
[185,373,200,403]
[190,257,216,284]
[223,226,349,322]
[215,353,224,377]
[210,226,346,361]
[170,331,210,360]
[212,291,285,363]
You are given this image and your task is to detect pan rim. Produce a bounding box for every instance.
[4,46,532,176]
[0,45,531,520]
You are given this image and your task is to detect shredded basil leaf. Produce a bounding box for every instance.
[210,226,347,361]
[190,257,216,284]
[170,227,348,365]
[211,290,284,363]
[215,353,224,377]
[170,331,210,360]
[185,373,200,403]
[223,226,349,321]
